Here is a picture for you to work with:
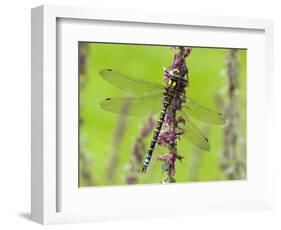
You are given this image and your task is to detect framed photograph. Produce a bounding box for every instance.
[31,5,274,225]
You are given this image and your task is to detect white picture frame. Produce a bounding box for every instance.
[31,4,274,225]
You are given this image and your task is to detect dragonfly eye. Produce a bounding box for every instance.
[174,69,180,74]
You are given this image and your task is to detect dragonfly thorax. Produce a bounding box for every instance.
[166,80,177,96]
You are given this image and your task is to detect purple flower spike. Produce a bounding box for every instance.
[156,47,191,182]
[170,47,192,77]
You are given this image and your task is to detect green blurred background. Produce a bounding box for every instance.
[79,43,246,187]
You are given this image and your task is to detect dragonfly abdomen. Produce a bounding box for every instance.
[142,95,172,173]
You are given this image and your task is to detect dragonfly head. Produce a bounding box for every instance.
[169,68,188,83]
[170,68,181,77]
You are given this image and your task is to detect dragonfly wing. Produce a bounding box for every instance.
[184,98,226,125]
[99,69,165,96]
[100,93,164,116]
[178,110,210,151]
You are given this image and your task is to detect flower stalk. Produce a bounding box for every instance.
[79,43,96,186]
[125,115,155,184]
[157,47,191,183]
[106,100,129,184]
[217,49,246,180]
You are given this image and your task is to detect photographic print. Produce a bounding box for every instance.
[79,43,246,186]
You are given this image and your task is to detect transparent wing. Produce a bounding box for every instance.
[183,98,226,125]
[99,69,165,96]
[178,110,211,151]
[100,93,164,116]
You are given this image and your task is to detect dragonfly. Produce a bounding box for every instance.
[99,68,226,173]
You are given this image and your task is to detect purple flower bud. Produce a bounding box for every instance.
[164,114,171,124]
[157,152,177,176]
[163,67,171,82]
[183,47,191,57]
[157,130,178,145]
